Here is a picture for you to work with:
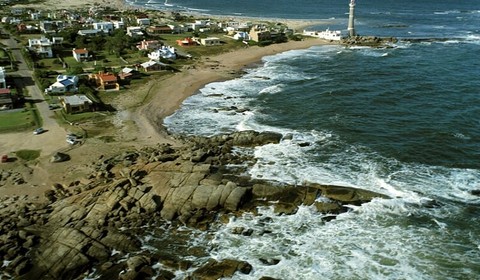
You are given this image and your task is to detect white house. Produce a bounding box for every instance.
[147,45,176,60]
[28,37,53,58]
[136,18,150,26]
[200,37,221,46]
[112,20,124,29]
[45,75,79,94]
[93,22,114,33]
[233,32,250,41]
[72,48,89,62]
[127,26,143,37]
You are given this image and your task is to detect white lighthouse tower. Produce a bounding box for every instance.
[348,0,356,37]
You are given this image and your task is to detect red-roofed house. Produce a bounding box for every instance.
[176,37,197,47]
[72,48,89,62]
[90,72,119,91]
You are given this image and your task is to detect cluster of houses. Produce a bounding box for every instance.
[1,6,293,114]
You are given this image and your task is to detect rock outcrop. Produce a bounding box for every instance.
[0,130,388,279]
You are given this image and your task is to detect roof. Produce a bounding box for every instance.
[0,88,11,95]
[63,95,92,106]
[97,73,117,82]
[73,48,88,54]
[140,60,158,68]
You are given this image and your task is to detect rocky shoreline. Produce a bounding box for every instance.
[0,131,387,280]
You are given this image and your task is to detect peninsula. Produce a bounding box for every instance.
[0,1,388,279]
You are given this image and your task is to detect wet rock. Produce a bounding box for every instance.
[259,258,281,266]
[191,259,252,279]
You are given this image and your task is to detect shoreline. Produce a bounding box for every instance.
[135,38,337,143]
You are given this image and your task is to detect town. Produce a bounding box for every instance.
[0,1,302,145]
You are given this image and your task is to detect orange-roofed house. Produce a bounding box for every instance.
[176,37,197,47]
[90,72,119,91]
[72,48,89,62]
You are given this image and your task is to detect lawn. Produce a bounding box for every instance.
[0,109,38,133]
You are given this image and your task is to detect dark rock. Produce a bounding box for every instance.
[51,152,70,163]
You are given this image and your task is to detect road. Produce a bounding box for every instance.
[0,30,68,157]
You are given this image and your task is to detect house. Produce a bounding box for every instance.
[30,12,41,20]
[0,88,13,110]
[249,25,271,42]
[28,37,53,58]
[45,75,79,94]
[146,25,172,35]
[136,40,161,51]
[52,37,64,45]
[39,21,64,33]
[90,72,119,91]
[139,60,167,72]
[136,17,150,26]
[93,22,114,33]
[200,37,221,46]
[148,46,176,60]
[168,24,187,34]
[118,67,139,80]
[127,26,143,37]
[233,32,250,41]
[77,29,102,36]
[17,23,38,33]
[72,48,89,62]
[112,20,125,29]
[60,95,93,114]
[176,37,197,47]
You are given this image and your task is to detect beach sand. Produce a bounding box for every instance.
[133,38,335,143]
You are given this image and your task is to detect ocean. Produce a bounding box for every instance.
[131,0,480,279]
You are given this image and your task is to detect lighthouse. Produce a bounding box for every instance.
[348,0,356,37]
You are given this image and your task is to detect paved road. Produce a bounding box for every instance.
[0,30,67,157]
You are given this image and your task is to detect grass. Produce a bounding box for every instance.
[15,149,41,161]
[0,109,37,133]
[59,110,108,124]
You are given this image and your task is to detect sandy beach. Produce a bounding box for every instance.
[134,38,335,143]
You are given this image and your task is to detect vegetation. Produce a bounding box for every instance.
[15,149,41,161]
[0,109,37,132]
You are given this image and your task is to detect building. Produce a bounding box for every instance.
[146,25,173,35]
[136,18,150,26]
[139,60,166,72]
[136,40,161,51]
[233,32,250,41]
[28,37,53,58]
[72,48,89,62]
[77,29,102,36]
[148,46,176,60]
[90,72,119,91]
[93,22,114,33]
[60,95,93,114]
[249,25,271,42]
[200,37,221,46]
[45,75,79,94]
[39,20,65,33]
[176,37,197,47]
[127,26,143,37]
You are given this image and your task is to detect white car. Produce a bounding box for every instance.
[33,128,45,135]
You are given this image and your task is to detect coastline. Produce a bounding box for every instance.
[134,38,336,143]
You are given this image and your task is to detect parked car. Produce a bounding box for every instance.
[33,127,45,135]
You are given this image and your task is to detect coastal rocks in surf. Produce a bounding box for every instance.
[341,35,398,47]
[0,131,387,279]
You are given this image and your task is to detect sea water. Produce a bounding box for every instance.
[132,0,480,278]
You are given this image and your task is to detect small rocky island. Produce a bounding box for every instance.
[0,131,388,280]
